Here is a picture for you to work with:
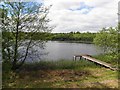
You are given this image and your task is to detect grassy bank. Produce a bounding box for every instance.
[3,59,118,88]
[93,54,118,68]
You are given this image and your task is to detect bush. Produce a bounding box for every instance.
[2,61,18,88]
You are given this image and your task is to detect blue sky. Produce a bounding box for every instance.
[69,2,94,14]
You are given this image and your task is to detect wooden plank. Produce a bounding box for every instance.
[73,54,117,71]
[82,55,117,71]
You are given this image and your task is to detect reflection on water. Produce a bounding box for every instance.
[36,41,103,61]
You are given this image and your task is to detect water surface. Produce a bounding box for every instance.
[39,41,103,61]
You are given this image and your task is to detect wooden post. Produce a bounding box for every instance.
[79,56,82,60]
[73,56,76,61]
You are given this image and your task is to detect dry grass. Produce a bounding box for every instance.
[4,68,118,88]
[3,60,118,88]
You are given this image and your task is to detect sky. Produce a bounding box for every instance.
[10,0,120,33]
[1,0,119,33]
[40,0,119,33]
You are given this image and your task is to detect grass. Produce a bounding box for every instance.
[22,60,101,71]
[93,53,119,68]
[2,59,119,89]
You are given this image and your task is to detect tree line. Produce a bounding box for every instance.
[47,32,96,42]
[5,31,96,43]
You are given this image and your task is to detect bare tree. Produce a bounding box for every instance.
[1,2,52,70]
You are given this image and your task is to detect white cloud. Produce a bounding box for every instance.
[40,0,119,33]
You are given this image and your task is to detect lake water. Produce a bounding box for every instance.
[35,41,103,61]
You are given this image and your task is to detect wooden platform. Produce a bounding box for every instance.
[73,54,118,71]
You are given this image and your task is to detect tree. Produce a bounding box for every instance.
[1,2,52,70]
[93,27,118,54]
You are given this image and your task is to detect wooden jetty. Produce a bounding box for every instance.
[73,54,118,71]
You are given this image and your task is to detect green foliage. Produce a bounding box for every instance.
[30,32,96,43]
[93,27,118,53]
[93,27,118,68]
[22,60,100,71]
[94,54,118,66]
[1,2,51,70]
[2,61,15,87]
[15,32,96,43]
